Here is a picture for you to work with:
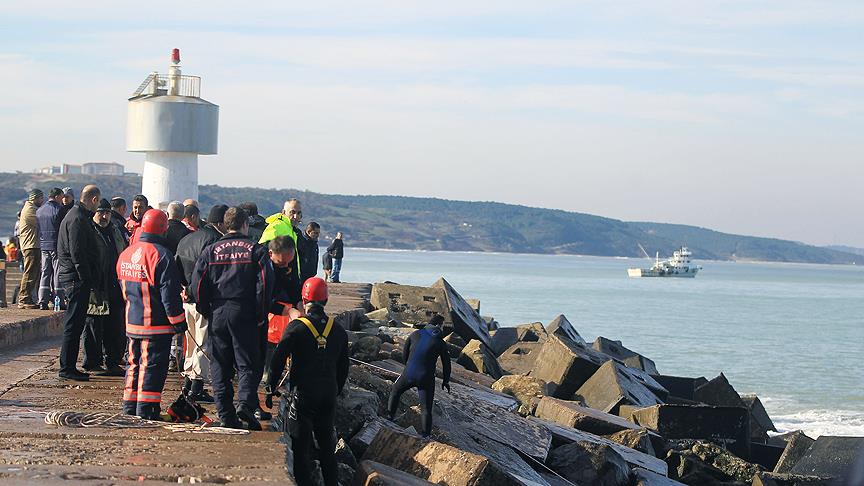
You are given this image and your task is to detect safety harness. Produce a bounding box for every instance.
[298,316,334,349]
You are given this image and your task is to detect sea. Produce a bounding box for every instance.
[336,247,864,438]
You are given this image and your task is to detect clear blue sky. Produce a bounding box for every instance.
[1,1,862,246]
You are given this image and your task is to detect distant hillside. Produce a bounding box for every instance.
[825,245,864,257]
[0,172,858,265]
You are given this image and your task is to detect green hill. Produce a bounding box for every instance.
[1,172,857,265]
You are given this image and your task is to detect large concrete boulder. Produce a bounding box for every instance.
[336,307,371,331]
[531,334,608,399]
[351,336,383,362]
[547,440,631,486]
[629,404,752,461]
[498,341,542,375]
[432,277,493,348]
[665,449,746,486]
[651,375,709,402]
[740,394,777,442]
[491,375,548,415]
[354,460,437,485]
[574,361,664,414]
[592,336,659,375]
[370,282,450,326]
[750,442,786,471]
[751,472,834,485]
[546,314,586,346]
[773,431,815,474]
[604,429,657,457]
[335,385,381,439]
[535,397,643,436]
[530,417,668,476]
[349,417,404,458]
[693,373,747,408]
[632,467,688,486]
[669,440,763,482]
[488,322,545,357]
[788,436,864,479]
[456,339,503,379]
[363,427,522,486]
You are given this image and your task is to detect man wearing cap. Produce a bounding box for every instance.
[174,204,228,402]
[36,188,64,310]
[17,189,44,309]
[57,185,103,381]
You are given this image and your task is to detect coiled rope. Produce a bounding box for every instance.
[42,410,249,435]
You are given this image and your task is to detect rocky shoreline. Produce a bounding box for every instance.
[274,278,861,485]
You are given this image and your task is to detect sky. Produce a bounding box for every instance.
[0,1,862,246]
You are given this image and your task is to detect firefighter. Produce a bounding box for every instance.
[116,209,187,419]
[190,207,273,430]
[264,277,349,486]
[386,314,451,437]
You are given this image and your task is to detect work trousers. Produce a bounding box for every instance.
[82,295,125,369]
[0,268,7,307]
[37,250,62,306]
[123,336,171,419]
[59,282,91,374]
[330,258,342,283]
[207,301,262,422]
[290,387,339,486]
[18,248,40,305]
[388,375,436,436]
[181,302,210,382]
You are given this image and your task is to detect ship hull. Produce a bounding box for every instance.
[628,268,698,278]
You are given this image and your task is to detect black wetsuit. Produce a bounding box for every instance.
[267,305,349,486]
[387,324,451,436]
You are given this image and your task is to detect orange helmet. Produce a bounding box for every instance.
[141,209,168,235]
[302,277,328,303]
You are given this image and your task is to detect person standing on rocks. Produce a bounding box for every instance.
[326,231,344,283]
[387,314,452,437]
[57,185,103,381]
[17,189,44,308]
[191,207,273,430]
[116,209,187,418]
[36,188,64,310]
[264,277,349,486]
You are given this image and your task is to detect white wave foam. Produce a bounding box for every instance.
[772,409,864,438]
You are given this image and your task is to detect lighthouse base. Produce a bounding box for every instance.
[142,152,199,210]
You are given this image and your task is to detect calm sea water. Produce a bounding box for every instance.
[332,248,864,438]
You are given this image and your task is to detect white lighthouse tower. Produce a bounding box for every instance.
[126,48,218,208]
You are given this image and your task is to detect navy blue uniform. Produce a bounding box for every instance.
[267,306,349,486]
[387,324,451,436]
[190,233,273,424]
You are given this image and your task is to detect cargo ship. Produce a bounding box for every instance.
[628,246,701,278]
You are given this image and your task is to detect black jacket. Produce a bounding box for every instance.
[248,214,266,244]
[270,263,302,315]
[189,233,273,323]
[57,202,100,287]
[110,211,128,238]
[91,221,127,298]
[165,219,191,255]
[175,224,222,289]
[268,305,349,394]
[298,232,320,283]
[57,203,74,228]
[403,324,451,385]
[326,238,344,259]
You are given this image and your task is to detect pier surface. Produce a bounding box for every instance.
[0,281,371,485]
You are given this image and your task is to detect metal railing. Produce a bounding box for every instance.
[132,73,202,98]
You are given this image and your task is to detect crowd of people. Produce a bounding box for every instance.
[2,185,367,485]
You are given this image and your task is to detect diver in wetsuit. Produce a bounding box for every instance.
[386,314,452,437]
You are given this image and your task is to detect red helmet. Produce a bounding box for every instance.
[302,277,328,303]
[141,209,168,235]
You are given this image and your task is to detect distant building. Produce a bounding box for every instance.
[62,164,82,174]
[82,162,124,176]
[36,166,62,175]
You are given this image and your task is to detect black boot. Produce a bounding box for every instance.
[189,379,214,403]
[237,407,262,431]
[182,376,192,395]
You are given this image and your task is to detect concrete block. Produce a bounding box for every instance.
[531,334,608,399]
[593,336,659,375]
[515,321,548,342]
[773,431,815,474]
[670,440,762,482]
[741,394,777,442]
[432,278,493,349]
[498,341,542,375]
[0,312,65,349]
[335,386,381,439]
[546,314,585,346]
[535,397,642,436]
[751,472,833,486]
[547,440,630,486]
[465,298,480,313]
[353,460,437,486]
[650,374,708,401]
[693,373,747,408]
[632,467,688,486]
[630,404,751,460]
[362,427,522,486]
[750,442,785,471]
[788,436,864,479]
[530,416,668,476]
[336,307,371,331]
[574,361,664,415]
[665,450,739,485]
[351,336,383,362]
[491,375,548,415]
[349,417,404,458]
[489,322,547,357]
[456,340,503,379]
[604,429,657,457]
[370,282,450,326]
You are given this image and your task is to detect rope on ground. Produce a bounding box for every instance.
[42,410,249,435]
[349,357,400,377]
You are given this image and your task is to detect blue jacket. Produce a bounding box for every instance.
[36,200,62,250]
